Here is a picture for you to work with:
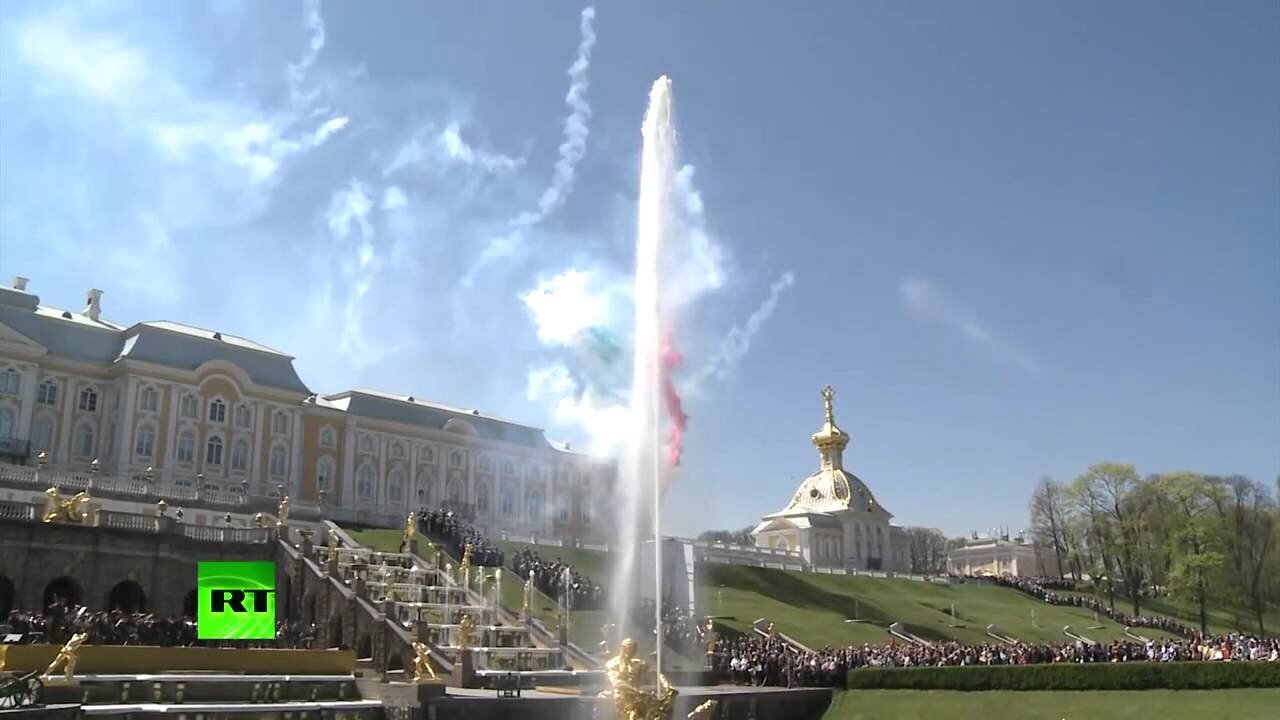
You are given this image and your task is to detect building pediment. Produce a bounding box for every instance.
[0,320,48,359]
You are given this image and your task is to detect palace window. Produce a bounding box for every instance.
[73,422,95,458]
[37,381,58,406]
[140,387,159,412]
[390,441,405,459]
[476,483,491,515]
[387,469,404,503]
[360,435,375,453]
[557,495,569,523]
[79,388,98,413]
[180,394,197,419]
[0,368,19,395]
[208,399,226,424]
[500,486,515,517]
[357,465,375,499]
[449,450,464,468]
[501,460,514,476]
[478,455,493,472]
[417,471,433,506]
[272,411,289,435]
[134,426,155,458]
[319,427,335,448]
[234,404,252,429]
[269,446,287,477]
[231,439,249,472]
[527,491,543,523]
[447,478,462,504]
[32,416,55,452]
[418,445,435,464]
[581,502,592,526]
[317,456,335,491]
[0,408,13,439]
[176,432,195,464]
[206,436,224,466]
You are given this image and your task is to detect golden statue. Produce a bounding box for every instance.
[276,495,290,527]
[459,543,473,575]
[704,619,718,657]
[41,632,88,682]
[822,384,835,422]
[410,641,438,682]
[600,638,717,720]
[328,527,341,548]
[404,512,417,541]
[43,488,91,524]
[766,622,776,638]
[457,613,476,650]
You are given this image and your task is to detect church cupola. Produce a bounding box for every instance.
[810,385,849,470]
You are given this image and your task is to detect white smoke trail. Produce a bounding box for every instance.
[287,0,326,104]
[691,271,796,386]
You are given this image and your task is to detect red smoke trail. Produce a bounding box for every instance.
[659,329,688,494]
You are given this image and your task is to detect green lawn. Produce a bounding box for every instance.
[1060,589,1280,637]
[823,689,1280,720]
[697,564,1180,649]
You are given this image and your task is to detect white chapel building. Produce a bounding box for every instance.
[752,386,909,572]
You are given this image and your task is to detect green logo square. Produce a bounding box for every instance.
[197,561,276,640]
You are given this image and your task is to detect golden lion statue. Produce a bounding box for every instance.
[42,488,91,524]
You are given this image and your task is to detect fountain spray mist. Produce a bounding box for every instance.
[611,76,676,673]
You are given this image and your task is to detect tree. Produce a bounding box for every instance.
[1208,475,1278,635]
[697,527,755,546]
[903,527,949,574]
[1067,470,1121,610]
[1029,476,1069,579]
[1156,473,1226,634]
[1086,463,1149,617]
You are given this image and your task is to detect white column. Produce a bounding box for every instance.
[55,378,75,464]
[289,408,303,496]
[163,385,180,482]
[251,402,267,494]
[341,422,356,509]
[115,377,137,472]
[16,363,37,438]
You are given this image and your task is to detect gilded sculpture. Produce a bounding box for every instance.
[404,511,417,541]
[704,618,718,657]
[459,543,473,575]
[41,632,88,682]
[410,641,438,682]
[43,488,91,524]
[457,612,476,650]
[600,638,717,720]
[276,495,290,527]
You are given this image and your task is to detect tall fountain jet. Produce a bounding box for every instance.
[612,76,677,674]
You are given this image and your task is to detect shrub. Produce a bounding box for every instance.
[845,662,1280,691]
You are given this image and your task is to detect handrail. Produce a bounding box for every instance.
[1063,625,1097,646]
[887,622,933,648]
[985,624,1018,646]
[751,618,814,654]
[1123,626,1151,643]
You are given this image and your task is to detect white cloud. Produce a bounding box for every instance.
[16,21,147,100]
[381,186,408,210]
[527,362,630,456]
[385,122,522,178]
[519,268,622,346]
[900,277,1040,372]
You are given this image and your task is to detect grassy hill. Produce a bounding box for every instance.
[1058,589,1280,637]
[697,564,1180,648]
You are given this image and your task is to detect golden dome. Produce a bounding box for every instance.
[810,385,849,453]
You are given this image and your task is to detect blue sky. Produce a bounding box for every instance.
[1,0,1276,539]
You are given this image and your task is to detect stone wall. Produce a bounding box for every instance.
[0,516,273,617]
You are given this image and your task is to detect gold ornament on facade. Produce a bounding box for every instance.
[600,638,717,720]
[410,641,438,682]
[42,487,91,524]
[41,632,88,682]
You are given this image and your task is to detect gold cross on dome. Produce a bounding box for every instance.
[822,385,835,421]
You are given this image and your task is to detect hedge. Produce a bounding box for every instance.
[845,662,1280,691]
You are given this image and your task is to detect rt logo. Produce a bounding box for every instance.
[197,561,276,640]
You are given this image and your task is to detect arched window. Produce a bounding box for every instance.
[32,415,55,452]
[581,501,592,526]
[390,441,405,459]
[73,422,95,458]
[231,439,250,472]
[0,407,13,439]
[0,368,19,394]
[556,494,569,522]
[387,469,404,503]
[317,456,335,491]
[449,450,464,468]
[140,387,159,412]
[79,388,98,412]
[180,394,197,419]
[476,483,491,515]
[176,431,195,464]
[234,404,252,428]
[206,436,224,465]
[269,446,287,477]
[446,478,463,504]
[360,435,375,453]
[208,399,226,424]
[418,445,435,464]
[134,425,155,458]
[272,411,289,435]
[319,427,335,448]
[527,491,543,523]
[417,470,434,506]
[357,465,375,499]
[37,381,58,406]
[500,485,515,517]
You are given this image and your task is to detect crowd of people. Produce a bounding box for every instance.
[416,508,503,567]
[2,602,316,649]
[713,631,1280,688]
[984,575,1197,638]
[509,548,605,610]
